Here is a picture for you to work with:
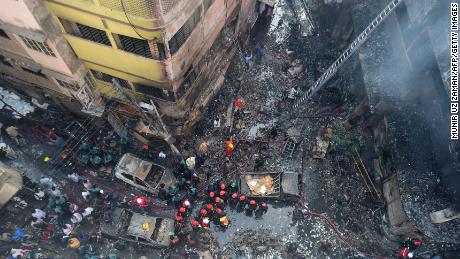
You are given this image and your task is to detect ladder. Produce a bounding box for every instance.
[282,138,297,158]
[293,0,402,109]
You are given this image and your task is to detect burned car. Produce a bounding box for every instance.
[114,153,175,194]
[100,207,175,248]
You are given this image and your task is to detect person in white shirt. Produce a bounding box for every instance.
[82,207,94,217]
[67,172,79,183]
[71,213,83,224]
[62,224,73,237]
[82,179,92,190]
[81,191,90,200]
[10,248,29,258]
[32,209,46,220]
[30,218,43,228]
[34,189,45,200]
[39,177,55,188]
[288,87,298,100]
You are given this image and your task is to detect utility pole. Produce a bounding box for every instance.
[111,79,181,156]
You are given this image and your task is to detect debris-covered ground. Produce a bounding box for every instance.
[0,0,459,259]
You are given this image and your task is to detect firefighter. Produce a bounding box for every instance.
[402,238,422,250]
[247,199,257,216]
[199,208,208,219]
[190,219,200,231]
[182,200,191,210]
[229,193,239,209]
[207,191,216,204]
[175,212,184,223]
[201,218,210,229]
[228,180,238,193]
[255,202,268,218]
[215,197,225,209]
[220,183,226,191]
[178,207,187,217]
[236,195,247,213]
[219,190,228,202]
[213,208,225,224]
[396,247,411,258]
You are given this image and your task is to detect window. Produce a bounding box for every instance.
[115,34,153,59]
[135,83,175,101]
[76,23,111,46]
[0,29,10,39]
[204,0,215,12]
[121,173,134,182]
[56,79,79,91]
[20,36,56,57]
[60,18,112,46]
[84,72,97,89]
[21,67,47,78]
[168,6,202,54]
[91,69,131,89]
[0,55,12,67]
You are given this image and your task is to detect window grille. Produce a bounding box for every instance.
[56,79,79,91]
[75,23,112,46]
[99,0,159,19]
[168,6,202,54]
[117,34,153,59]
[0,29,10,39]
[91,69,131,89]
[160,0,180,14]
[20,36,56,57]
[84,72,97,89]
[135,83,175,101]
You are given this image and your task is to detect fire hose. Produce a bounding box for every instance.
[298,145,386,259]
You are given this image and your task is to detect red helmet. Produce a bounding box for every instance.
[219,191,226,196]
[209,192,215,198]
[176,215,183,221]
[231,193,238,199]
[200,209,207,215]
[179,207,186,213]
[261,202,267,207]
[216,208,223,214]
[413,239,422,247]
[206,204,213,210]
[220,183,226,190]
[191,220,199,227]
[239,195,246,201]
[215,197,221,203]
[249,200,256,205]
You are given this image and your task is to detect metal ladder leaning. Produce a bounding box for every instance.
[293,0,402,109]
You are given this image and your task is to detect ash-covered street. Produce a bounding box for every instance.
[0,0,459,259]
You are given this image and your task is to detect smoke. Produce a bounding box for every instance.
[358,1,459,200]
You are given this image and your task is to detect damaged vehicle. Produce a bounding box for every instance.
[239,171,300,200]
[114,153,175,194]
[100,207,175,248]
